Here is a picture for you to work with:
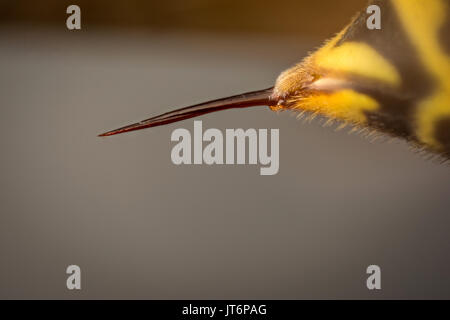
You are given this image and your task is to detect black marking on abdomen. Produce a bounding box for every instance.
[362,91,413,139]
[346,81,415,139]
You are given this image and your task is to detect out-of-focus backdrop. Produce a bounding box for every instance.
[1,0,364,37]
[1,0,450,299]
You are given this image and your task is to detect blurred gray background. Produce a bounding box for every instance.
[1,0,450,299]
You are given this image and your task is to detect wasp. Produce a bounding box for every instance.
[100,0,450,160]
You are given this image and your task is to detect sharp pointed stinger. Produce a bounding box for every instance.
[99,87,275,137]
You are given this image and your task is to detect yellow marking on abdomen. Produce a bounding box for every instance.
[393,0,450,149]
[314,42,401,87]
[293,89,379,124]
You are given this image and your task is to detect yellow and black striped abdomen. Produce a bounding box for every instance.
[274,0,450,158]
